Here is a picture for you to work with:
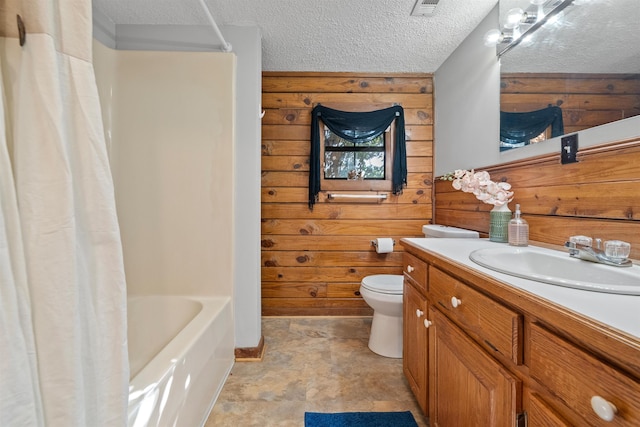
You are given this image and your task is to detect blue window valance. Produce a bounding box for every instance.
[309,104,406,209]
[500,106,564,151]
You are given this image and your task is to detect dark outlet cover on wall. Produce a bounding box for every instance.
[561,134,578,164]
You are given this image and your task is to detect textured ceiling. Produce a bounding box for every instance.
[92,0,499,72]
[93,0,640,74]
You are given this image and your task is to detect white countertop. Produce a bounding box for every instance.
[402,238,640,340]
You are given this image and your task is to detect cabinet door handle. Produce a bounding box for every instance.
[407,265,415,273]
[451,296,462,308]
[591,396,617,421]
[423,319,432,328]
[416,309,424,318]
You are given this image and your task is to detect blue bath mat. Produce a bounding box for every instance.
[304,411,418,427]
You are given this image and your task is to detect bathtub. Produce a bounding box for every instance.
[127,295,234,427]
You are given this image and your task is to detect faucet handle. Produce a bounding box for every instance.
[569,235,593,247]
[604,240,631,261]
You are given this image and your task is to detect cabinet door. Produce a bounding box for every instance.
[429,308,521,427]
[403,279,428,415]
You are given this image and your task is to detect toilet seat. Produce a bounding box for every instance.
[361,274,403,295]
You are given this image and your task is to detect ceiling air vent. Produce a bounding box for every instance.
[411,0,440,16]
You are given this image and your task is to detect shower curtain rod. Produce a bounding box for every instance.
[197,0,232,52]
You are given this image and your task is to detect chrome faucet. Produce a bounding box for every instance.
[564,237,632,267]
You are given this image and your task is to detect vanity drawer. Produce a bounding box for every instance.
[530,323,640,426]
[429,266,522,364]
[404,253,427,291]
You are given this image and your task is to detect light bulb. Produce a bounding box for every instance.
[530,0,546,5]
[483,28,503,47]
[505,8,525,29]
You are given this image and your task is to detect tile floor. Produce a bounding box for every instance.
[206,317,428,427]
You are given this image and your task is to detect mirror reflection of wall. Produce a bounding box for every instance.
[498,0,640,152]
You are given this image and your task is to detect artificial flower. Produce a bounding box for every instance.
[442,169,513,206]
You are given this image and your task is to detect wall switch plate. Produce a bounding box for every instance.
[561,134,578,164]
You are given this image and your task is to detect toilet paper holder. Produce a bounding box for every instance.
[371,239,396,248]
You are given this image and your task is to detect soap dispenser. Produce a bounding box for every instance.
[508,204,529,246]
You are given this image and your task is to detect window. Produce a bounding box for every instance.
[321,125,393,191]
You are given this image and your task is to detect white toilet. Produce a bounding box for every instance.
[360,224,479,358]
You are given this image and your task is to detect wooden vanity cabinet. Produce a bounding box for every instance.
[401,245,640,427]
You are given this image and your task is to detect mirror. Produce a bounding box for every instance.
[498,0,640,152]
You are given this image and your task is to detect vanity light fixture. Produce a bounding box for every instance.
[484,0,575,57]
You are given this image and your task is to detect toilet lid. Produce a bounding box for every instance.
[361,274,404,295]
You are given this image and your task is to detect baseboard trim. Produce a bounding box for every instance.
[234,335,265,362]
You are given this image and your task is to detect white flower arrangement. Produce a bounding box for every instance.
[442,169,514,207]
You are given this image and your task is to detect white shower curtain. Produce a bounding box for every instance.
[0,1,128,426]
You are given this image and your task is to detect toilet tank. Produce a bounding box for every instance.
[423,224,479,238]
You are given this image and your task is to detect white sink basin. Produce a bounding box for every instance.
[469,246,640,295]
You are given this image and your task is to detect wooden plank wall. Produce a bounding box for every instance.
[501,73,640,135]
[261,72,434,316]
[435,137,640,260]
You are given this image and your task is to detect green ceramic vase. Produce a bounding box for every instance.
[489,203,511,242]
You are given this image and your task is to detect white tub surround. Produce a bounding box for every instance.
[92,24,264,356]
[127,296,233,427]
[92,39,237,427]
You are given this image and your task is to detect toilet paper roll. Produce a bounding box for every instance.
[375,238,394,254]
